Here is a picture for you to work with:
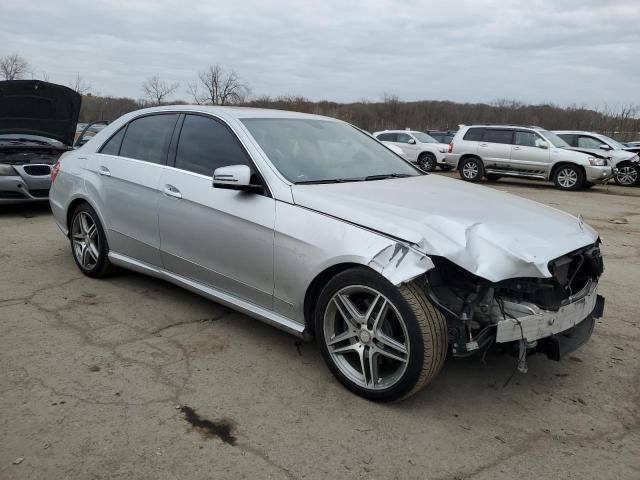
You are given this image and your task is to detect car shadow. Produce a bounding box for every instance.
[0,202,52,218]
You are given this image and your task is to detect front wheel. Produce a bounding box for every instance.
[315,267,447,402]
[553,164,584,190]
[614,162,640,186]
[459,157,484,182]
[417,153,437,172]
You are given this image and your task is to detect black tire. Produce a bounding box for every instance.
[485,173,502,182]
[613,162,640,187]
[552,164,584,191]
[459,157,484,182]
[417,153,437,172]
[69,203,114,278]
[314,267,447,402]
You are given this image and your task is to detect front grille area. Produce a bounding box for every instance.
[23,165,51,176]
[0,190,27,199]
[28,189,50,198]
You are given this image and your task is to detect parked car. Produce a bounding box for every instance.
[0,80,81,204]
[553,131,640,187]
[446,125,613,190]
[373,129,450,171]
[50,106,605,401]
[425,130,456,144]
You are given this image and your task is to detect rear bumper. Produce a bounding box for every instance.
[0,174,50,204]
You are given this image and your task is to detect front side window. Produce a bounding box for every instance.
[241,119,419,183]
[119,114,178,164]
[577,135,606,149]
[175,115,251,176]
[395,133,413,144]
[411,132,438,143]
[539,130,569,148]
[514,131,540,147]
[482,129,513,144]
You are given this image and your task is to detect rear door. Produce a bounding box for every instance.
[478,129,513,167]
[89,113,179,266]
[510,130,550,174]
[157,113,275,309]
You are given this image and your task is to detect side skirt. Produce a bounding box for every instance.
[108,251,307,338]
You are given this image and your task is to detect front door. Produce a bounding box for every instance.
[157,114,275,309]
[510,130,550,174]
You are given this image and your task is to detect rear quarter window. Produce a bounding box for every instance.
[482,129,513,144]
[99,127,126,155]
[463,128,484,141]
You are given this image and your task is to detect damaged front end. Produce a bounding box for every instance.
[419,242,605,368]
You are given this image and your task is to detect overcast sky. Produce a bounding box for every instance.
[1,0,639,106]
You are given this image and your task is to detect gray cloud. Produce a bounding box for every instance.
[1,0,638,106]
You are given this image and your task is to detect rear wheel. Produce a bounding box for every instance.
[614,162,640,186]
[459,157,484,182]
[553,164,584,191]
[417,153,437,172]
[69,203,114,278]
[315,267,447,402]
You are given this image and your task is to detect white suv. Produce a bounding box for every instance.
[446,125,613,190]
[553,131,640,187]
[373,130,449,171]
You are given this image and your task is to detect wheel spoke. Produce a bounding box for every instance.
[333,294,363,327]
[87,242,99,261]
[79,214,90,234]
[375,332,408,363]
[330,342,360,356]
[81,244,91,266]
[368,349,379,387]
[86,223,97,240]
[327,329,357,346]
[358,346,370,386]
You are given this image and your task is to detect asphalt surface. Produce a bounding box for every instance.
[1,173,639,480]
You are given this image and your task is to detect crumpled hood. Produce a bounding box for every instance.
[291,175,598,282]
[0,80,81,146]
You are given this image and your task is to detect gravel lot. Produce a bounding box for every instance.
[1,174,639,480]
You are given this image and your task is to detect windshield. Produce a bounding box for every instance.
[241,119,420,183]
[411,131,438,143]
[595,134,625,150]
[539,130,569,148]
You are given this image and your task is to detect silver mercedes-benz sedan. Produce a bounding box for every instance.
[50,106,605,401]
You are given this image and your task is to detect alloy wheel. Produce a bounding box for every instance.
[323,285,410,390]
[615,165,638,186]
[71,211,100,270]
[462,161,479,179]
[557,168,578,188]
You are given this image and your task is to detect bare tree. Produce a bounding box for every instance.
[190,65,249,105]
[142,75,179,105]
[42,71,51,82]
[68,72,91,94]
[0,54,30,80]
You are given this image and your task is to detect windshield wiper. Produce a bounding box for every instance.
[294,178,361,185]
[364,173,413,181]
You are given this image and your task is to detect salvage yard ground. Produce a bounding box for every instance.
[1,173,639,480]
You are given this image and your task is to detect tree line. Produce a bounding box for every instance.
[2,53,639,140]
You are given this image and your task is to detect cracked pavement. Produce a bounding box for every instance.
[1,175,639,479]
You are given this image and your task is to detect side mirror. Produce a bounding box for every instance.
[213,165,263,193]
[408,138,416,145]
[535,139,549,149]
[599,144,612,151]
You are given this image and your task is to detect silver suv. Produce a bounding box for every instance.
[553,130,640,187]
[446,125,613,190]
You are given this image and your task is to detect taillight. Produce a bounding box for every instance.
[448,142,454,153]
[51,160,61,182]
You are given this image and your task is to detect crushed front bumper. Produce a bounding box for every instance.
[495,281,604,359]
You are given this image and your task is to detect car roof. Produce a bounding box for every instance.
[553,130,601,135]
[462,124,544,130]
[118,104,338,122]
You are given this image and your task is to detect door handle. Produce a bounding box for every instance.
[513,146,521,150]
[163,184,182,199]
[98,166,111,177]
[479,143,488,147]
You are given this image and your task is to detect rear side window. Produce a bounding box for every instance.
[119,114,178,164]
[175,114,251,176]
[376,133,396,141]
[483,129,513,144]
[463,128,484,141]
[99,127,126,155]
